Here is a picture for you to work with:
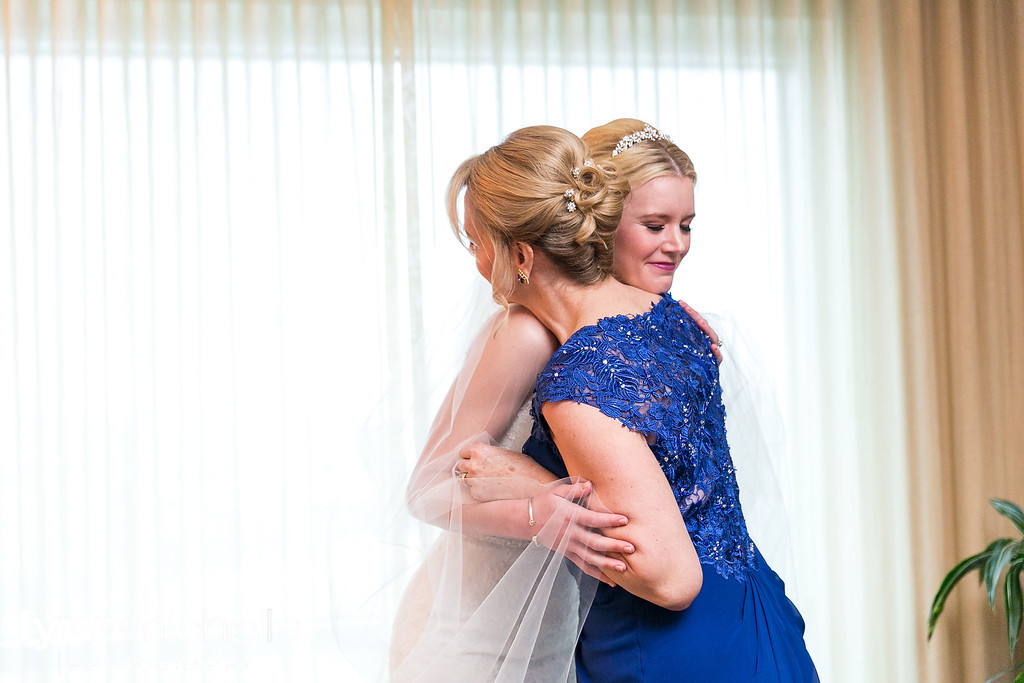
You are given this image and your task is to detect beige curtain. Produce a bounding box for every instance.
[873,1,1024,680]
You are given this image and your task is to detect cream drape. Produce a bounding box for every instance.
[6,0,1018,681]
[876,1,1024,680]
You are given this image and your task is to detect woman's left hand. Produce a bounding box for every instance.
[452,443,543,501]
[533,481,634,587]
[679,300,722,364]
[455,443,560,502]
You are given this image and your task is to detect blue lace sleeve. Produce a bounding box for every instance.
[532,296,758,581]
[535,334,652,429]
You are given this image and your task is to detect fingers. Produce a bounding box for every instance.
[574,527,634,556]
[455,442,491,478]
[545,483,629,530]
[680,301,722,363]
[551,479,590,496]
[698,316,719,346]
[575,506,628,530]
[569,538,630,574]
[458,441,483,462]
[549,480,593,505]
[454,444,477,477]
[565,553,617,587]
[681,301,711,334]
[533,496,633,585]
[710,342,723,365]
[565,523,633,567]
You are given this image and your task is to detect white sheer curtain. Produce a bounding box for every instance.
[1,1,914,681]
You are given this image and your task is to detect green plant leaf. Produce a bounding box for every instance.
[977,539,1014,586]
[1007,559,1023,656]
[992,499,1024,537]
[987,539,1019,607]
[985,661,1024,683]
[929,549,993,639]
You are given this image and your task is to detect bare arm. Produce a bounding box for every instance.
[411,306,555,494]
[405,306,634,581]
[543,400,703,610]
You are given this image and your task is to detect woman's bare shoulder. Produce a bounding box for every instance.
[497,305,558,363]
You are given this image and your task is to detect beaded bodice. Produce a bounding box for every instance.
[527,294,757,581]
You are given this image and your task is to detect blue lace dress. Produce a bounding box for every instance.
[523,294,818,682]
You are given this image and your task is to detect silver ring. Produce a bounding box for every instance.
[715,339,724,349]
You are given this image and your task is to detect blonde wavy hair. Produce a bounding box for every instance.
[447,125,628,310]
[582,118,696,191]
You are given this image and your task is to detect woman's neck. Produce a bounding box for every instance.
[514,276,662,344]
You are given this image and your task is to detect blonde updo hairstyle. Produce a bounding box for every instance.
[447,125,628,310]
[582,118,696,191]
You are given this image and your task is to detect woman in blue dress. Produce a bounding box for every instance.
[447,124,818,682]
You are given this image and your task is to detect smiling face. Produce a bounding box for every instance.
[612,174,695,294]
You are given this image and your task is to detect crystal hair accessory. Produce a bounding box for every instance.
[564,188,576,213]
[611,124,672,157]
[571,159,594,179]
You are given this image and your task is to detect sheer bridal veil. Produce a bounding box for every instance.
[331,292,600,682]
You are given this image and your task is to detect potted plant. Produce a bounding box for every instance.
[928,498,1024,683]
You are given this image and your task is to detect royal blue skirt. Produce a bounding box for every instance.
[576,547,818,682]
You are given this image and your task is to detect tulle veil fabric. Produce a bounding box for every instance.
[388,309,601,682]
[329,289,794,682]
[328,278,602,681]
[704,313,796,584]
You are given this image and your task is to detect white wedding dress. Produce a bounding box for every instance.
[389,399,585,682]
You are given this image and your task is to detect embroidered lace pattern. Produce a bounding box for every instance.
[532,294,757,581]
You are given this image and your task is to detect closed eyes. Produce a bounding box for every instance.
[644,223,692,232]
